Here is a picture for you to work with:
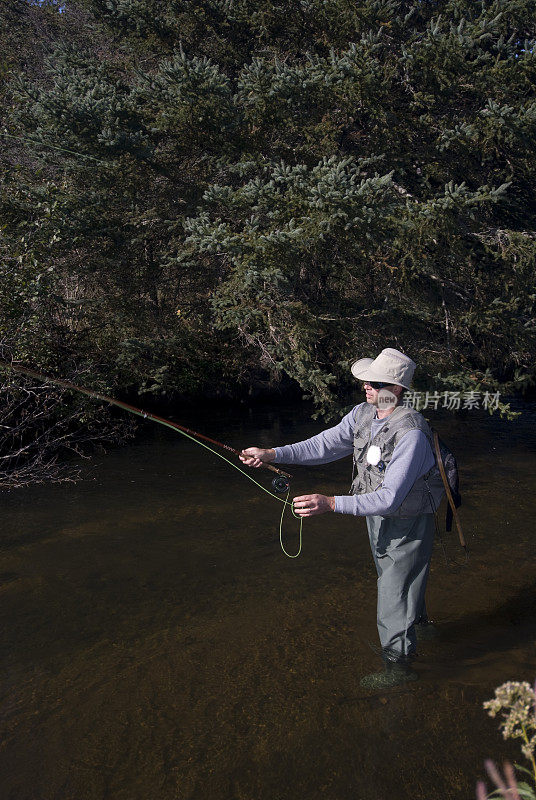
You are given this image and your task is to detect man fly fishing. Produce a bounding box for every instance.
[240,348,445,689]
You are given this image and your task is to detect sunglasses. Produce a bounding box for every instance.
[363,381,392,390]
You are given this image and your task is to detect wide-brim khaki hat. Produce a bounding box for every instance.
[351,348,416,390]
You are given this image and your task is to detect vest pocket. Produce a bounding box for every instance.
[395,481,427,517]
[351,476,365,494]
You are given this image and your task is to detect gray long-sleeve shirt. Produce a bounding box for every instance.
[273,404,435,517]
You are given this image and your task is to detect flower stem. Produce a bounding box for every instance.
[521,725,536,786]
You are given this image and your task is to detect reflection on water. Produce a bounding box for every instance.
[1,401,535,799]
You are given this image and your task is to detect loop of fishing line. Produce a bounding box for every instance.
[279,489,303,559]
[152,419,303,558]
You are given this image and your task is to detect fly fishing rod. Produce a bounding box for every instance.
[0,361,292,492]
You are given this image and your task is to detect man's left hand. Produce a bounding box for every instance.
[292,494,335,517]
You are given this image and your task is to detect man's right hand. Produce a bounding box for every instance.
[239,447,276,468]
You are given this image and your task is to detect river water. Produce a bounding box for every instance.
[1,399,535,800]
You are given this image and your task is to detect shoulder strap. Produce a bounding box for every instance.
[353,402,375,431]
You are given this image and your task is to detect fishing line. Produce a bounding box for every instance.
[279,488,303,559]
[0,361,303,557]
[0,132,109,165]
[148,418,304,558]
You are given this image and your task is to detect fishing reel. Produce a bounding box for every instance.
[271,475,291,494]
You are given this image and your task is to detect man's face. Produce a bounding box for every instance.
[363,382,401,407]
[363,382,381,405]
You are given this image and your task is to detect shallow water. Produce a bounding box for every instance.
[1,400,535,800]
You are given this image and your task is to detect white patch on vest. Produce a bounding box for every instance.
[366,444,382,466]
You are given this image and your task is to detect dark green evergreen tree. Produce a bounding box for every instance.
[1,0,535,425]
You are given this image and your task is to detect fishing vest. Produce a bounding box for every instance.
[351,403,445,517]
